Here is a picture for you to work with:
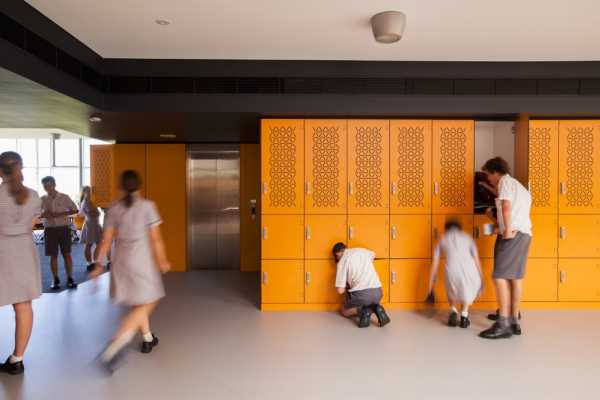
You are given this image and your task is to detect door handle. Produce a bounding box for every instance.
[559,182,566,195]
[433,182,439,195]
[349,226,354,240]
[391,182,398,195]
[305,226,311,240]
[474,227,480,239]
[348,182,354,195]
[262,227,268,240]
[391,225,398,240]
[305,181,311,195]
[391,271,397,284]
[559,270,566,284]
[262,182,268,194]
[305,271,311,286]
[262,272,268,285]
[559,226,566,239]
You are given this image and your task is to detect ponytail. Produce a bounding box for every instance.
[120,170,141,208]
[0,151,27,205]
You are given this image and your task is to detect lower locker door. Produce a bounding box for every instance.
[261,215,304,259]
[348,215,390,258]
[523,259,558,301]
[390,215,431,258]
[530,215,558,258]
[558,215,600,258]
[432,215,474,257]
[305,215,347,259]
[305,260,343,304]
[261,260,304,303]
[473,215,497,258]
[390,259,431,302]
[374,259,390,303]
[477,259,496,302]
[558,259,600,301]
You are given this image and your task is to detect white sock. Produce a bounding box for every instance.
[101,331,135,363]
[142,332,154,342]
[9,355,23,363]
[451,306,458,314]
[461,310,469,317]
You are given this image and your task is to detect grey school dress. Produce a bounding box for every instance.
[433,229,482,305]
[0,183,42,306]
[80,198,103,245]
[105,197,165,306]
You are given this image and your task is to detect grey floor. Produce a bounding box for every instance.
[38,243,98,293]
[1,271,599,400]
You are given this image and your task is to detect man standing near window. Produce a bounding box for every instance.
[41,176,79,290]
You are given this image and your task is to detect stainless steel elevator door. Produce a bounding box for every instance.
[188,145,240,270]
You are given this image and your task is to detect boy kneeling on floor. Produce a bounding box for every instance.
[333,243,390,328]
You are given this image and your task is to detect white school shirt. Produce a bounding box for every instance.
[41,192,78,228]
[496,174,532,236]
[335,248,382,292]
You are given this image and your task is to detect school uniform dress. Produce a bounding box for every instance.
[335,248,383,309]
[493,174,532,280]
[105,197,165,306]
[0,183,42,307]
[433,230,482,305]
[80,198,103,245]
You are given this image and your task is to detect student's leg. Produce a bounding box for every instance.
[93,243,101,263]
[84,244,93,264]
[461,303,470,315]
[509,279,523,321]
[340,307,359,318]
[50,256,59,280]
[63,251,74,278]
[13,301,33,358]
[494,278,511,319]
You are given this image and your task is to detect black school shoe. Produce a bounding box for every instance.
[358,307,372,328]
[86,264,96,272]
[459,316,471,328]
[1,357,24,375]
[487,309,522,321]
[51,278,61,291]
[512,323,522,335]
[479,322,513,339]
[141,334,159,354]
[448,311,459,327]
[371,304,391,327]
[67,277,78,289]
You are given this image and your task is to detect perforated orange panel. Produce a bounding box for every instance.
[90,145,114,207]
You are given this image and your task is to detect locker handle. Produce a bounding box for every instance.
[305,226,312,240]
[306,272,311,286]
[262,182,268,194]
[474,227,480,239]
[348,182,354,196]
[391,225,398,240]
[391,271,397,284]
[559,270,566,284]
[559,182,566,195]
[349,226,354,240]
[433,182,439,195]
[305,181,311,195]
[391,182,398,195]
[262,272,268,285]
[559,226,566,239]
[262,227,268,240]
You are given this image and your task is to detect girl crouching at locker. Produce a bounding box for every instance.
[90,170,171,372]
[427,220,483,328]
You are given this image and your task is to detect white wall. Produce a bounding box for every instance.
[475,122,514,172]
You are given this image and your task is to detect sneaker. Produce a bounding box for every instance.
[141,334,159,354]
[448,311,459,327]
[358,307,372,328]
[371,304,391,327]
[67,278,78,289]
[51,279,61,291]
[459,316,471,329]
[0,357,24,375]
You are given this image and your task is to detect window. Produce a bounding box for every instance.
[54,138,80,167]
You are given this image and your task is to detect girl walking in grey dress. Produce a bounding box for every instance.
[79,186,104,270]
[0,152,42,375]
[428,220,483,328]
[90,170,170,372]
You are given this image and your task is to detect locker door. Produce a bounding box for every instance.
[390,259,430,302]
[558,215,600,258]
[431,215,474,257]
[375,259,390,304]
[305,215,347,259]
[348,120,390,214]
[558,120,600,214]
[432,120,474,214]
[261,215,304,259]
[305,120,347,214]
[305,260,343,304]
[261,260,304,304]
[390,215,431,258]
[477,259,496,302]
[529,120,559,214]
[261,119,304,214]
[530,214,558,258]
[347,215,390,258]
[473,215,497,258]
[90,144,114,208]
[390,120,432,214]
[558,259,600,301]
[523,259,558,301]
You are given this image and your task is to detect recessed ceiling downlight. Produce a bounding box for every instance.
[89,116,102,123]
[159,133,176,139]
[371,11,406,44]
[155,19,171,26]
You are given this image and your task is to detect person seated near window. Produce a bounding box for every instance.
[333,243,390,328]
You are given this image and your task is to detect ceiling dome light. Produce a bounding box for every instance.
[155,19,171,26]
[89,116,102,123]
[371,11,406,44]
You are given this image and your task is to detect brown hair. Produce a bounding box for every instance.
[120,170,141,208]
[482,157,510,175]
[0,151,28,205]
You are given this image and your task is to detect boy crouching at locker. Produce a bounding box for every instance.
[333,242,391,328]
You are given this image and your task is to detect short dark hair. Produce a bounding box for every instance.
[332,242,346,257]
[482,157,510,175]
[444,219,462,231]
[41,176,55,185]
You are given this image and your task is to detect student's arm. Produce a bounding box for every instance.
[428,244,442,294]
[335,262,347,295]
[501,199,515,239]
[149,225,171,274]
[90,227,115,278]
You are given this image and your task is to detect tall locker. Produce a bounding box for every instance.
[529,120,559,214]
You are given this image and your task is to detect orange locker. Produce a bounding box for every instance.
[261,215,304,259]
[305,215,347,259]
[530,214,558,258]
[261,119,304,214]
[523,259,558,301]
[390,215,431,259]
[261,260,304,304]
[374,259,390,304]
[347,215,390,258]
[305,120,347,214]
[558,215,600,258]
[529,120,559,214]
[390,120,432,214]
[432,120,474,214]
[431,215,474,257]
[477,259,496,302]
[305,260,343,304]
[558,120,600,214]
[390,259,431,302]
[558,259,600,301]
[473,214,497,258]
[348,120,390,214]
[90,145,114,208]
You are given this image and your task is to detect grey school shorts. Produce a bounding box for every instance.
[492,232,531,280]
[344,287,383,309]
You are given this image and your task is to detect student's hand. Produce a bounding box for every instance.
[159,262,171,274]
[89,264,103,279]
[503,230,516,240]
